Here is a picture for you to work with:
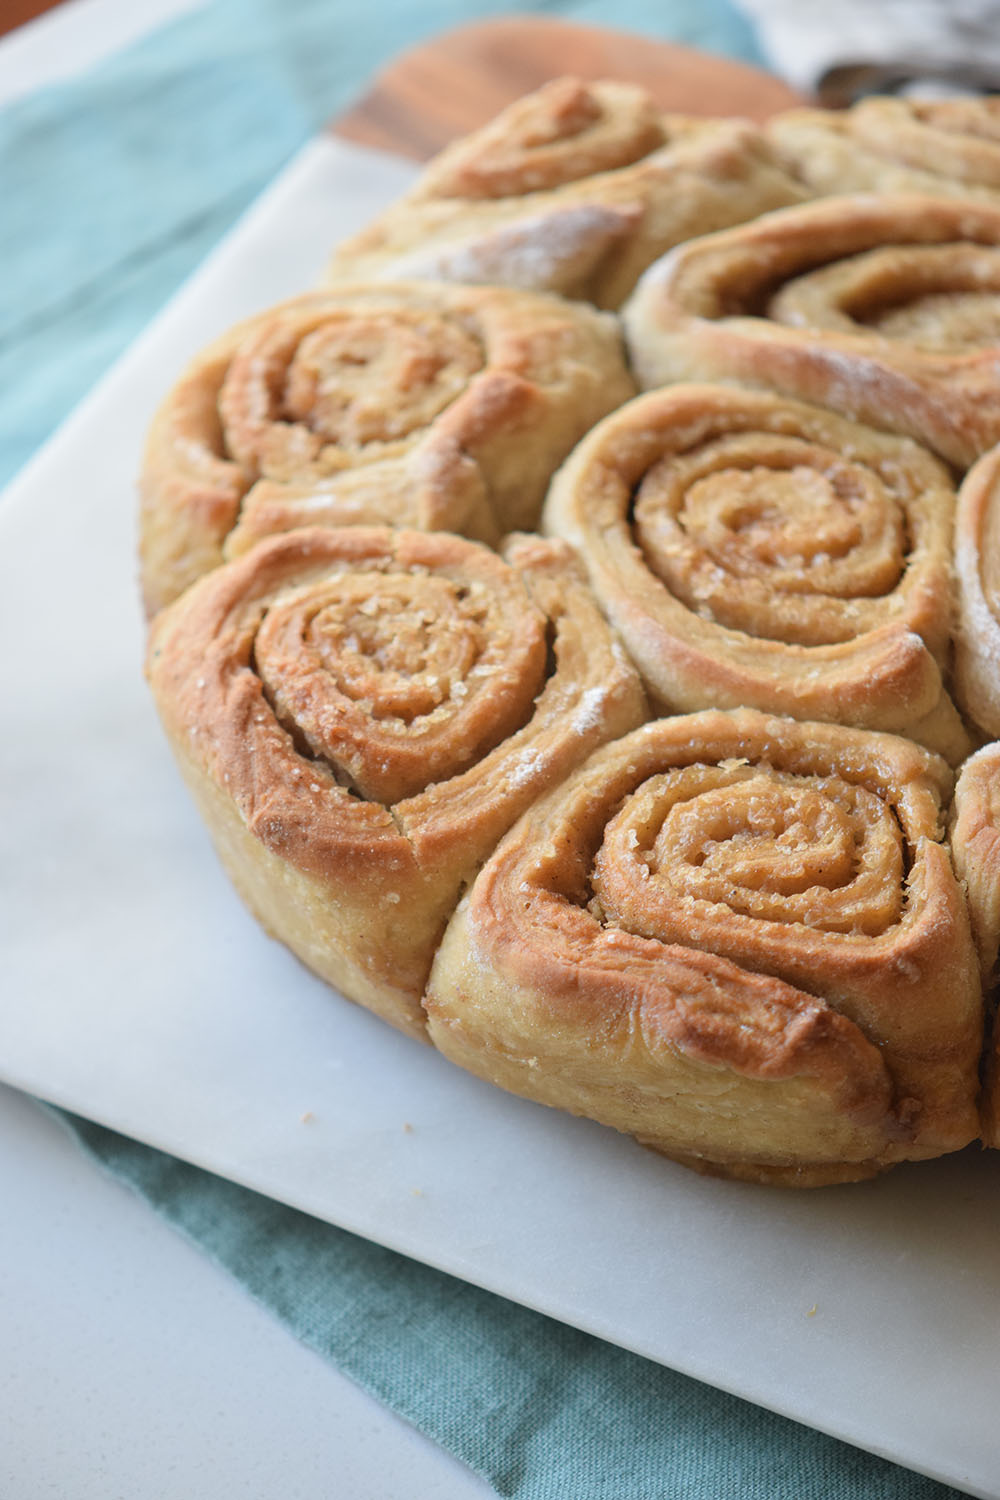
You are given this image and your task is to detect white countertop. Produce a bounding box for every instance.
[0,1084,491,1499]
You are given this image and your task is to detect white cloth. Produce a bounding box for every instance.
[733,0,1000,101]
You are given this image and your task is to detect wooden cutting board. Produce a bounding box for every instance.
[1,0,60,35]
[333,16,806,161]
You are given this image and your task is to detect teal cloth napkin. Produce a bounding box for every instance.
[59,1110,966,1500]
[2,1,969,1494]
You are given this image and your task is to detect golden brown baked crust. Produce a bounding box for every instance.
[137,80,1000,1188]
[951,742,1000,1144]
[139,280,634,614]
[326,77,806,308]
[543,383,971,762]
[425,710,983,1184]
[622,194,1000,468]
[146,525,647,1037]
[954,445,1000,738]
[768,97,1000,202]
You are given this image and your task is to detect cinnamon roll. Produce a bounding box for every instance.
[326,77,805,309]
[426,710,983,1185]
[622,195,1000,468]
[954,444,1000,738]
[769,96,1000,203]
[145,526,647,1038]
[139,281,634,614]
[543,384,971,763]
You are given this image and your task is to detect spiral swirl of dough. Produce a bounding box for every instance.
[622,194,1000,468]
[543,384,970,762]
[139,281,633,614]
[426,76,667,199]
[220,302,484,472]
[326,78,805,309]
[426,710,983,1184]
[146,525,646,1036]
[768,96,1000,202]
[249,545,546,807]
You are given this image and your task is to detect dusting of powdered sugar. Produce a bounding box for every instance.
[377,203,635,291]
[573,684,608,734]
[507,747,546,787]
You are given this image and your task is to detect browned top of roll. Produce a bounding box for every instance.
[543,383,970,763]
[769,96,1000,201]
[139,280,634,615]
[146,525,647,883]
[426,709,982,1181]
[623,194,1000,468]
[326,77,805,309]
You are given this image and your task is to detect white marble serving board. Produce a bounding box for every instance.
[1,134,998,1499]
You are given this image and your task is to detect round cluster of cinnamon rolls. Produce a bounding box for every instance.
[142,77,1000,1185]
